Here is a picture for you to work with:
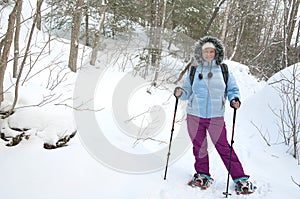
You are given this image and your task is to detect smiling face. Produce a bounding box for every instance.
[202,48,216,62]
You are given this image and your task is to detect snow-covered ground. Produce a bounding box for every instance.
[1,1,300,199]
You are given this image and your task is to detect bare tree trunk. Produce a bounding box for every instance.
[220,0,230,42]
[166,0,176,51]
[48,2,54,54]
[5,0,44,117]
[229,18,245,60]
[149,0,158,68]
[152,0,166,85]
[68,0,84,72]
[85,4,90,46]
[203,0,226,36]
[13,0,23,78]
[291,66,298,159]
[0,0,21,105]
[36,0,42,30]
[287,0,300,46]
[263,0,280,50]
[295,19,300,48]
[283,0,289,69]
[90,1,107,66]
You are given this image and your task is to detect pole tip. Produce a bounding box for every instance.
[222,192,231,197]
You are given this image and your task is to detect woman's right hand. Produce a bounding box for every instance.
[174,87,183,97]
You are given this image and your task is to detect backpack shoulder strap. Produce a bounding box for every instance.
[220,63,228,85]
[189,65,197,86]
[220,63,229,93]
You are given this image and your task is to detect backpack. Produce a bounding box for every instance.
[189,63,229,91]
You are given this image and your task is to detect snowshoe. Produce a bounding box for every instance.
[188,173,214,189]
[235,180,256,195]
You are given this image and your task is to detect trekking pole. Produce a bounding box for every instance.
[164,96,179,180]
[223,108,237,197]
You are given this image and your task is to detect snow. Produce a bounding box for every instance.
[1,1,300,199]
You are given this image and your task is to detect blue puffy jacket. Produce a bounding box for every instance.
[179,36,240,118]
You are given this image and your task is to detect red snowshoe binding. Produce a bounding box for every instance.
[235,180,256,195]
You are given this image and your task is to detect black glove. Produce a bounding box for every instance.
[174,87,182,98]
[230,97,241,109]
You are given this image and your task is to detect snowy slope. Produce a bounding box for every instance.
[1,59,300,199]
[1,1,300,199]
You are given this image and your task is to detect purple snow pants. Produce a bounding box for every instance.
[187,114,249,181]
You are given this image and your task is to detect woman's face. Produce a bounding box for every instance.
[202,48,216,62]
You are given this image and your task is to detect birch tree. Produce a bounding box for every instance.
[283,0,290,70]
[286,0,300,47]
[0,0,22,105]
[68,0,84,72]
[295,17,300,48]
[13,0,23,78]
[90,0,107,66]
[220,0,230,42]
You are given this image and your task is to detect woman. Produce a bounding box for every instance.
[174,36,254,194]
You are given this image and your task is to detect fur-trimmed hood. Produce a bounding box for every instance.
[194,36,224,65]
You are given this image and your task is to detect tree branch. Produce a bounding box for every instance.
[291,176,300,188]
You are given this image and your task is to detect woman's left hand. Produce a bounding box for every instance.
[230,98,241,109]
